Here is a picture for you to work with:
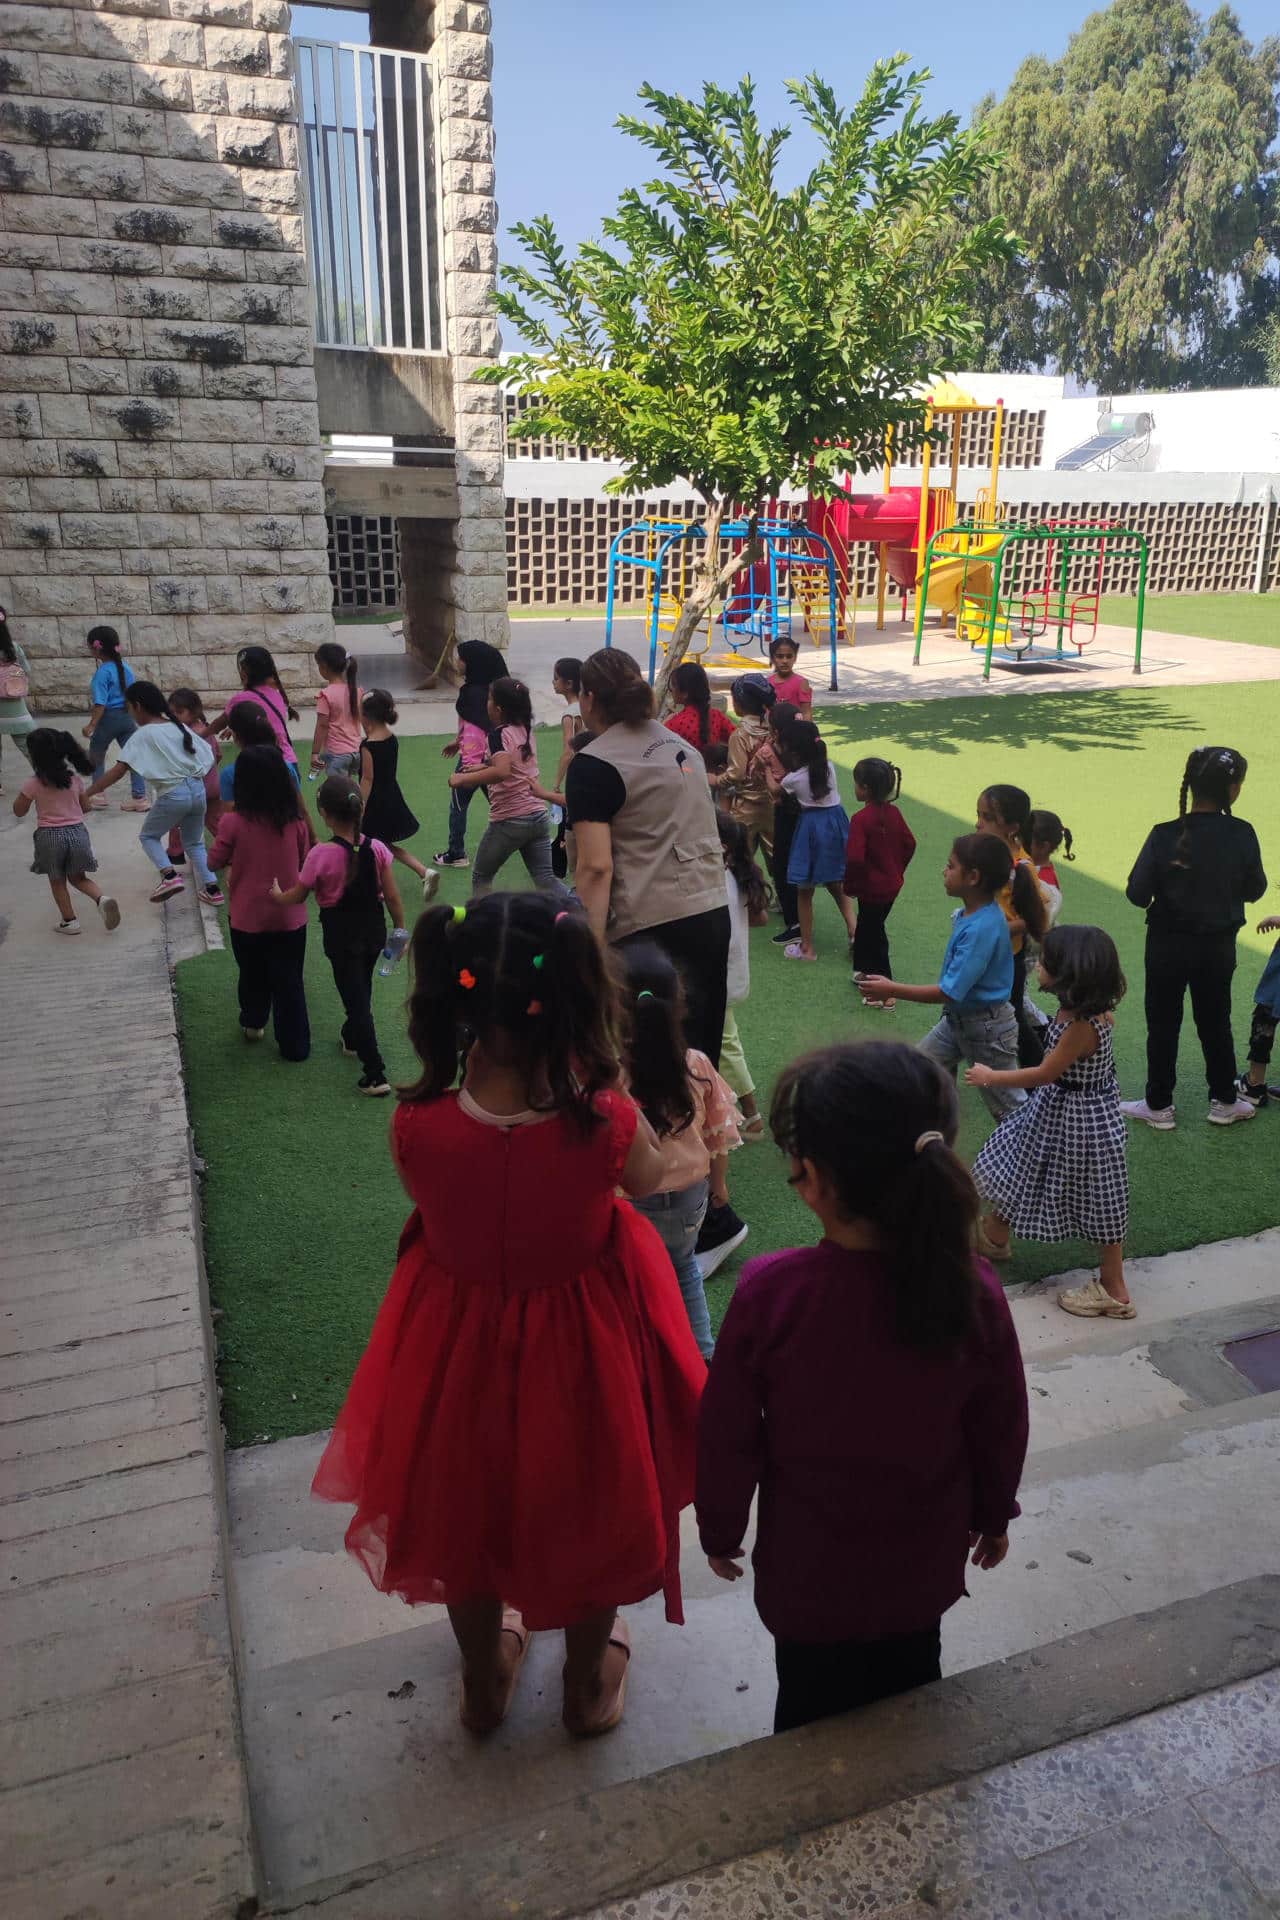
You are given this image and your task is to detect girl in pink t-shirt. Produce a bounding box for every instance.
[447,676,563,896]
[271,774,405,1097]
[210,645,300,772]
[767,637,813,715]
[208,744,313,1059]
[13,728,120,936]
[620,942,742,1358]
[309,642,364,779]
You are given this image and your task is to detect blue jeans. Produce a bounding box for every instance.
[141,777,213,889]
[90,707,145,799]
[632,1178,713,1359]
[321,749,360,778]
[918,1003,1026,1119]
[445,782,475,860]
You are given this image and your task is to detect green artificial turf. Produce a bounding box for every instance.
[177,682,1280,1445]
[1098,593,1279,649]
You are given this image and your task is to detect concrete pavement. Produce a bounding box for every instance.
[0,800,255,1918]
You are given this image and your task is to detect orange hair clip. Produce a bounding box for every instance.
[458,968,477,990]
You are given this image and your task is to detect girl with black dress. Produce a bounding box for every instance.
[358,689,438,902]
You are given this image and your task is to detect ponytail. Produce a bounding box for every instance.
[769,1041,982,1351]
[671,663,713,747]
[89,624,128,705]
[238,643,299,722]
[853,756,902,804]
[126,679,196,753]
[618,942,697,1137]
[489,675,535,760]
[1010,859,1048,941]
[28,726,93,789]
[316,641,359,730]
[316,773,365,893]
[783,720,830,800]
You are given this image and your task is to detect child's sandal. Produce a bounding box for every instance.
[459,1608,533,1736]
[975,1220,1013,1263]
[563,1616,631,1738]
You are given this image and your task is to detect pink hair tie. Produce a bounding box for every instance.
[555,911,570,924]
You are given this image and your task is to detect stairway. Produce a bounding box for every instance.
[225,1231,1280,1916]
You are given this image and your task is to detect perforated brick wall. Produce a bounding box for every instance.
[0,0,337,706]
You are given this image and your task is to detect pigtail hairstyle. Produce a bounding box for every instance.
[618,941,699,1138]
[490,675,535,761]
[402,894,623,1128]
[88,624,128,705]
[670,662,714,746]
[27,727,93,789]
[237,644,299,722]
[770,1040,982,1351]
[1176,745,1248,863]
[717,812,768,919]
[127,679,197,754]
[781,719,831,800]
[853,756,903,803]
[316,774,366,895]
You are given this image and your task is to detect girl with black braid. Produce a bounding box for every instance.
[1122,745,1266,1129]
[83,680,221,905]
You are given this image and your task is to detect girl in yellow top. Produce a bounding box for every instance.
[976,784,1051,1068]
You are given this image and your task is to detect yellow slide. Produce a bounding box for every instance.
[922,531,1004,615]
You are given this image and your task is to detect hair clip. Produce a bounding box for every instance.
[636,989,654,1001]
[914,1130,944,1154]
[532,953,545,970]
[527,998,543,1016]
[555,911,570,924]
[458,968,477,990]
[451,905,466,925]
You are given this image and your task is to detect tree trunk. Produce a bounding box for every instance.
[652,502,762,712]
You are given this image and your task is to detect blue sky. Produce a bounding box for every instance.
[296,0,1277,258]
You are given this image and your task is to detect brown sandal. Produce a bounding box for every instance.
[459,1608,533,1736]
[975,1219,1013,1263]
[563,1615,631,1738]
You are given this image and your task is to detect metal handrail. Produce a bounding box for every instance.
[295,39,446,355]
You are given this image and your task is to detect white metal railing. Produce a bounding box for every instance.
[295,39,446,355]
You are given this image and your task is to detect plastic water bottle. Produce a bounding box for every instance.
[378,927,411,977]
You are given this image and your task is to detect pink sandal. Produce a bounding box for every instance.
[782,943,817,962]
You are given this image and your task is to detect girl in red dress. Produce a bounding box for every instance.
[665,662,735,750]
[312,892,705,1738]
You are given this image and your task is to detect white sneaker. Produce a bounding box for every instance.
[55,918,81,935]
[97,895,121,931]
[1119,1098,1176,1131]
[1207,1097,1257,1126]
[421,868,440,903]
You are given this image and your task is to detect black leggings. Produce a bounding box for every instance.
[324,933,385,1080]
[771,801,799,928]
[617,903,731,1068]
[1145,927,1238,1108]
[229,926,310,1060]
[850,899,893,976]
[1011,946,1046,1069]
[1248,1003,1277,1067]
[774,1622,942,1734]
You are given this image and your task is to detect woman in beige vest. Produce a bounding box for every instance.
[566,650,731,1069]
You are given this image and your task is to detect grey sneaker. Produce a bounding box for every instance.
[1119,1098,1176,1131]
[1207,1097,1257,1126]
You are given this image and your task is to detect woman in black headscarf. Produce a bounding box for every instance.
[435,641,508,868]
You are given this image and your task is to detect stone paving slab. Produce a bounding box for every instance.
[0,803,256,1917]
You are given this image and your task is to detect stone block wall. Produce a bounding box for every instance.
[428,0,507,653]
[0,0,335,707]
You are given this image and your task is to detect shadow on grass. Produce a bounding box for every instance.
[822,687,1206,759]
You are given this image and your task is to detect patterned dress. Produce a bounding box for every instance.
[973,1015,1129,1243]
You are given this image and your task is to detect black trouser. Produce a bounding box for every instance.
[1145,926,1238,1108]
[229,926,310,1061]
[771,801,799,928]
[323,926,386,1080]
[1011,946,1046,1069]
[774,1622,942,1734]
[850,899,893,976]
[617,903,731,1068]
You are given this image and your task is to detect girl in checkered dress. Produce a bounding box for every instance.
[964,925,1132,1321]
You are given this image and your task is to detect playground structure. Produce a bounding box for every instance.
[913,521,1150,679]
[602,516,842,688]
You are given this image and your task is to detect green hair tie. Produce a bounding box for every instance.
[532,952,545,970]
[636,989,654,1001]
[451,905,466,925]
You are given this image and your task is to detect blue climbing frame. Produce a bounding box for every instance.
[603,516,842,690]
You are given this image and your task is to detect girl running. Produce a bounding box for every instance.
[14,728,120,935]
[447,676,562,895]
[359,689,436,901]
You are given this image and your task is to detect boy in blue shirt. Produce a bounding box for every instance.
[862,834,1023,1117]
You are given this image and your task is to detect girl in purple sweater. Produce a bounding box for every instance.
[696,1039,1028,1734]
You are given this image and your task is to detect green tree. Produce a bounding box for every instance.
[971,0,1280,391]
[484,59,1015,696]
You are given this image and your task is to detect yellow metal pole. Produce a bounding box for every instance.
[916,407,933,630]
[989,402,1004,522]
